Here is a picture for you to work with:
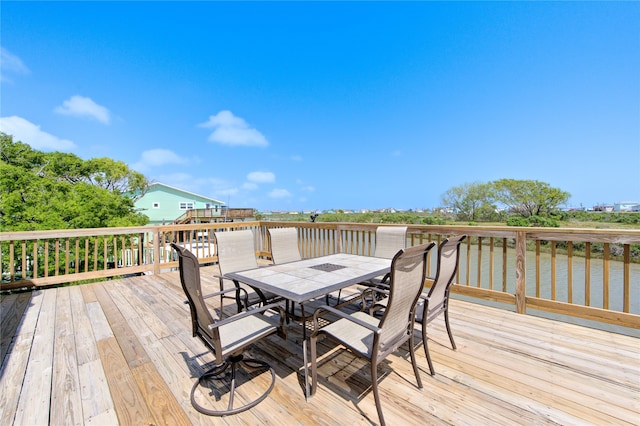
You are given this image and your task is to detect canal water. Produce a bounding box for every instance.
[452,244,640,337]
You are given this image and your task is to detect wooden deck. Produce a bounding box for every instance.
[1,266,638,425]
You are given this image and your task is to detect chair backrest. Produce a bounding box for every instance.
[377,242,435,356]
[268,227,302,264]
[214,230,259,275]
[374,226,408,259]
[170,243,222,358]
[424,235,467,322]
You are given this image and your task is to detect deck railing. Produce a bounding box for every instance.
[1,221,639,331]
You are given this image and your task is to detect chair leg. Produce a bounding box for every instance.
[370,363,386,426]
[190,354,276,416]
[408,333,423,389]
[422,323,435,376]
[235,293,243,313]
[285,300,291,324]
[310,335,318,396]
[444,310,456,350]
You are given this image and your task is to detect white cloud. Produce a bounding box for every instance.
[54,95,111,124]
[296,179,315,192]
[291,155,303,161]
[247,171,275,183]
[0,48,30,82]
[140,149,188,166]
[199,110,268,147]
[269,188,292,199]
[0,116,76,151]
[219,187,239,197]
[154,172,193,187]
[243,182,259,190]
[131,148,188,172]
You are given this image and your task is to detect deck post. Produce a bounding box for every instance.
[515,231,527,314]
[153,227,161,275]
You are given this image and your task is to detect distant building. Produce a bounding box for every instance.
[614,201,640,212]
[134,183,225,225]
[593,204,614,212]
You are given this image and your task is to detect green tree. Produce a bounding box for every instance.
[491,179,570,218]
[0,132,149,231]
[85,157,148,196]
[441,182,495,221]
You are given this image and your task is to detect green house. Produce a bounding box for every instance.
[134,183,225,225]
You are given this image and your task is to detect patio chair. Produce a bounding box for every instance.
[373,225,408,258]
[214,230,280,315]
[171,243,286,416]
[369,235,467,375]
[268,227,302,323]
[268,227,302,264]
[329,225,409,307]
[370,225,408,285]
[308,242,435,426]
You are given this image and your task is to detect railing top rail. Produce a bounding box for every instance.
[0,226,154,241]
[1,221,639,243]
[262,221,640,242]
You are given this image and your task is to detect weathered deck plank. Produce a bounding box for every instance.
[1,266,638,425]
[13,289,56,425]
[0,291,43,425]
[0,292,31,364]
[50,287,83,426]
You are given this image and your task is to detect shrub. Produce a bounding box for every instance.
[506,216,530,227]
[529,216,560,227]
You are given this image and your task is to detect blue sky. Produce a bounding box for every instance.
[1,1,639,212]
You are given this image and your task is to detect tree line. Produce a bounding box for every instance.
[1,132,620,231]
[441,180,571,225]
[0,133,149,231]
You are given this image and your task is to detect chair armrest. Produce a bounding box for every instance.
[215,273,275,306]
[310,305,381,338]
[201,286,249,299]
[184,287,250,311]
[208,302,287,340]
[359,287,390,311]
[363,287,390,298]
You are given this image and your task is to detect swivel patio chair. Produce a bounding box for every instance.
[213,229,280,315]
[309,242,435,426]
[369,235,466,375]
[171,243,286,416]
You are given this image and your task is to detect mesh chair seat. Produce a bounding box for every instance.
[318,311,378,357]
[217,315,281,357]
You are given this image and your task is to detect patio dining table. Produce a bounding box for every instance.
[225,253,391,307]
[224,252,392,397]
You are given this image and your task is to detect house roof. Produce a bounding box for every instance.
[147,182,225,205]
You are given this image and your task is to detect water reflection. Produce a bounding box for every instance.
[451,244,640,337]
